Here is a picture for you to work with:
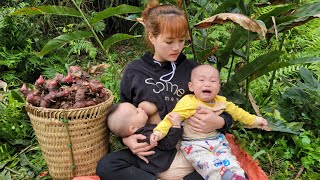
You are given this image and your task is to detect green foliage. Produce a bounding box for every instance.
[103,33,141,50]
[10,6,82,17]
[97,54,122,103]
[277,67,320,128]
[221,51,283,96]
[0,143,47,180]
[232,127,320,179]
[68,40,98,60]
[0,5,43,85]
[292,132,320,170]
[0,4,43,50]
[89,4,142,25]
[284,18,320,58]
[10,2,143,59]
[0,90,47,180]
[242,67,320,179]
[38,31,94,57]
[0,90,31,148]
[1,0,320,179]
[184,0,320,98]
[185,1,320,178]
[266,116,300,135]
[40,55,73,79]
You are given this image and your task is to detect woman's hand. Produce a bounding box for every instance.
[186,107,225,133]
[122,134,156,163]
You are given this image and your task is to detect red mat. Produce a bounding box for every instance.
[226,133,269,180]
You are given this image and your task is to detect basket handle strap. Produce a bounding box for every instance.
[60,111,76,177]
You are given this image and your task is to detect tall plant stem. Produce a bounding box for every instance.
[245,31,251,110]
[267,31,286,96]
[227,55,235,82]
[182,0,196,61]
[71,0,106,62]
[5,167,21,175]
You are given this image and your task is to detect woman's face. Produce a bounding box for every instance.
[149,32,186,62]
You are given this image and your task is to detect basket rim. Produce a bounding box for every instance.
[25,88,113,112]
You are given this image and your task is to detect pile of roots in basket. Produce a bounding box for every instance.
[20,66,108,109]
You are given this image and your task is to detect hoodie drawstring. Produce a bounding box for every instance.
[160,62,176,82]
[154,61,177,82]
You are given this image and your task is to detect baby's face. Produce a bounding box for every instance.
[189,65,220,102]
[120,103,148,129]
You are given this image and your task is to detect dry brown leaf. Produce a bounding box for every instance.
[0,80,7,103]
[176,0,183,7]
[0,80,7,92]
[248,92,261,116]
[271,16,278,41]
[194,13,267,38]
[88,63,110,75]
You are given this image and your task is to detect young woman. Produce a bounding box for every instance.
[96,1,233,179]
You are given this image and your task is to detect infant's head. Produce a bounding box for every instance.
[188,65,221,102]
[107,102,148,137]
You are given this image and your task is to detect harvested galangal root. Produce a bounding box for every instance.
[20,66,108,109]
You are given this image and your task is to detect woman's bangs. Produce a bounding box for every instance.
[161,16,188,38]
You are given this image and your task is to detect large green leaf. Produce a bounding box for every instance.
[89,4,142,25]
[218,26,247,69]
[0,129,13,141]
[221,51,283,96]
[266,117,300,135]
[277,2,320,31]
[1,171,11,180]
[103,34,141,49]
[291,1,320,17]
[257,4,296,22]
[299,67,319,89]
[212,0,239,15]
[9,6,81,17]
[252,57,320,80]
[196,48,212,64]
[20,153,41,171]
[260,11,297,30]
[189,0,213,26]
[38,31,93,57]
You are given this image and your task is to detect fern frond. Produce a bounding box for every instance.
[305,36,320,55]
[254,5,275,17]
[68,40,97,59]
[308,64,320,81]
[275,64,309,80]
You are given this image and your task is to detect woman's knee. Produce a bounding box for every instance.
[96,153,117,178]
[96,150,137,179]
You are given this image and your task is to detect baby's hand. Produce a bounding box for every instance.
[246,117,271,131]
[150,133,159,146]
[167,112,181,127]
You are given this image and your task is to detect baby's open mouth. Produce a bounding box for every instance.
[202,90,212,94]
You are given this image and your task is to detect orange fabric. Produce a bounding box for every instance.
[225,133,269,180]
[72,176,100,180]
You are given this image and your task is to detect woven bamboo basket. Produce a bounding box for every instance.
[25,89,114,180]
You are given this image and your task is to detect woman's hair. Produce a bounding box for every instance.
[141,0,189,51]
